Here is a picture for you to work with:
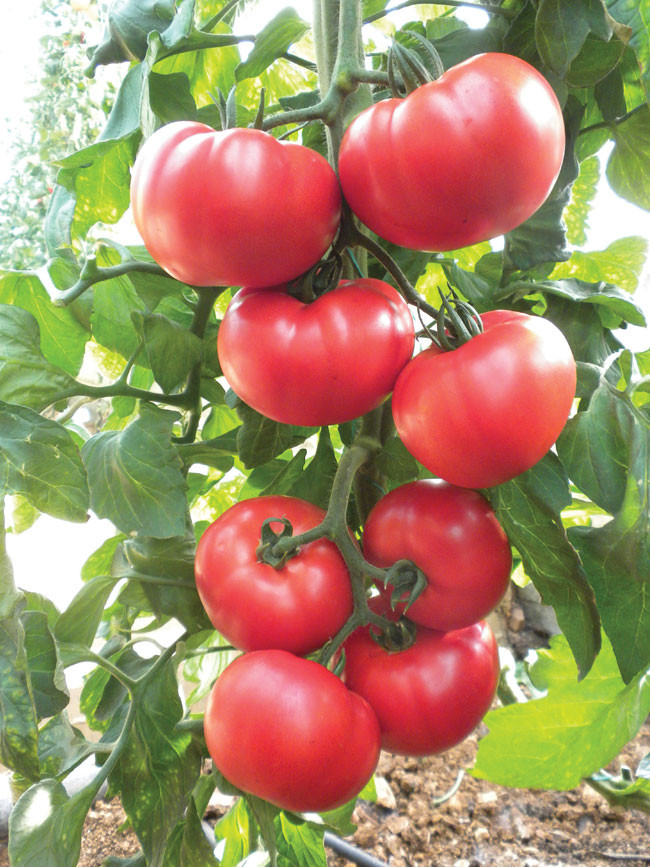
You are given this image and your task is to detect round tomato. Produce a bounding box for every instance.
[338,53,565,251]
[205,650,381,812]
[194,496,353,655]
[217,278,415,426]
[130,122,341,287]
[343,606,499,756]
[364,479,511,631]
[392,310,576,488]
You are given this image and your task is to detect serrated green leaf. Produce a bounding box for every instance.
[8,778,96,866]
[0,305,76,410]
[515,277,646,327]
[0,271,87,376]
[236,403,316,469]
[276,812,326,867]
[55,575,120,648]
[37,712,97,778]
[373,436,419,485]
[488,454,601,678]
[82,404,187,538]
[289,428,338,510]
[552,237,647,294]
[116,660,201,864]
[183,630,239,706]
[564,155,599,246]
[214,798,252,867]
[149,70,198,124]
[567,33,625,87]
[10,496,40,534]
[472,634,650,789]
[0,401,89,522]
[607,104,650,210]
[133,311,204,392]
[0,614,39,779]
[21,611,68,720]
[91,246,148,360]
[239,451,307,501]
[605,0,650,100]
[535,0,612,77]
[236,8,310,82]
[162,794,219,866]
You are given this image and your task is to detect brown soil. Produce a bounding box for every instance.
[1,724,648,867]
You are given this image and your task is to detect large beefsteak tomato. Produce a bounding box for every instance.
[392,310,576,488]
[194,496,353,654]
[130,122,341,287]
[365,479,511,631]
[205,650,381,812]
[343,604,499,756]
[217,278,415,426]
[338,53,565,251]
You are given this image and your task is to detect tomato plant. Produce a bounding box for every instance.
[365,479,512,631]
[338,52,565,251]
[204,649,381,813]
[195,496,353,655]
[130,121,341,287]
[393,310,577,488]
[343,603,500,756]
[217,278,415,425]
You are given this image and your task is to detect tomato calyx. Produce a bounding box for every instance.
[381,558,428,614]
[429,286,483,351]
[255,517,301,568]
[286,250,343,302]
[388,33,444,97]
[369,614,418,653]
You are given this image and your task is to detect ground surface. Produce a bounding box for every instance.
[1,723,648,867]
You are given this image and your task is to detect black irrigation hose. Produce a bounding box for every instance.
[324,832,390,867]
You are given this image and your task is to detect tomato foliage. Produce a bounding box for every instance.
[2,0,650,865]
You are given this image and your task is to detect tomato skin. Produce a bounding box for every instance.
[130,122,341,287]
[217,278,415,426]
[343,610,499,756]
[205,650,381,812]
[338,53,565,251]
[194,496,353,655]
[364,479,511,631]
[392,310,576,488]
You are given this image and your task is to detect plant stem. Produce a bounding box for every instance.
[578,102,646,137]
[363,0,516,24]
[55,259,177,307]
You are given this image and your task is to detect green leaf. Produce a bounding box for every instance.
[91,246,147,360]
[551,237,647,294]
[290,427,338,510]
[556,378,633,513]
[55,575,120,647]
[149,71,198,124]
[214,798,253,867]
[529,277,646,328]
[37,712,96,778]
[570,418,650,682]
[162,795,219,866]
[487,454,601,679]
[236,8,310,82]
[119,530,212,632]
[44,186,77,257]
[86,0,174,72]
[236,402,316,469]
[21,611,68,721]
[567,33,625,87]
[0,615,39,779]
[133,311,204,392]
[81,534,127,583]
[607,104,650,210]
[183,630,238,706]
[81,404,188,538]
[0,402,89,522]
[239,451,307,501]
[116,660,201,865]
[0,304,76,410]
[276,812,326,867]
[605,0,650,99]
[0,271,87,376]
[8,778,97,866]
[373,436,420,486]
[54,135,139,242]
[535,0,612,77]
[10,496,40,534]
[472,634,650,789]
[563,155,599,246]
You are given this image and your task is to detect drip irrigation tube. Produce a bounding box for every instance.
[324,832,390,867]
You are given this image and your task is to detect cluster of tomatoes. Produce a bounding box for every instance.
[131,52,576,813]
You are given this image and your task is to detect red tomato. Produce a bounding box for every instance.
[205,650,381,812]
[194,496,353,655]
[392,310,576,488]
[130,122,341,287]
[338,53,565,251]
[217,278,415,426]
[343,605,499,756]
[364,479,511,631]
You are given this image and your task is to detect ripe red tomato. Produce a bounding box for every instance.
[205,650,381,812]
[217,278,415,426]
[343,605,499,756]
[392,310,576,488]
[130,122,341,287]
[364,479,511,631]
[338,53,565,251]
[194,496,353,655]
